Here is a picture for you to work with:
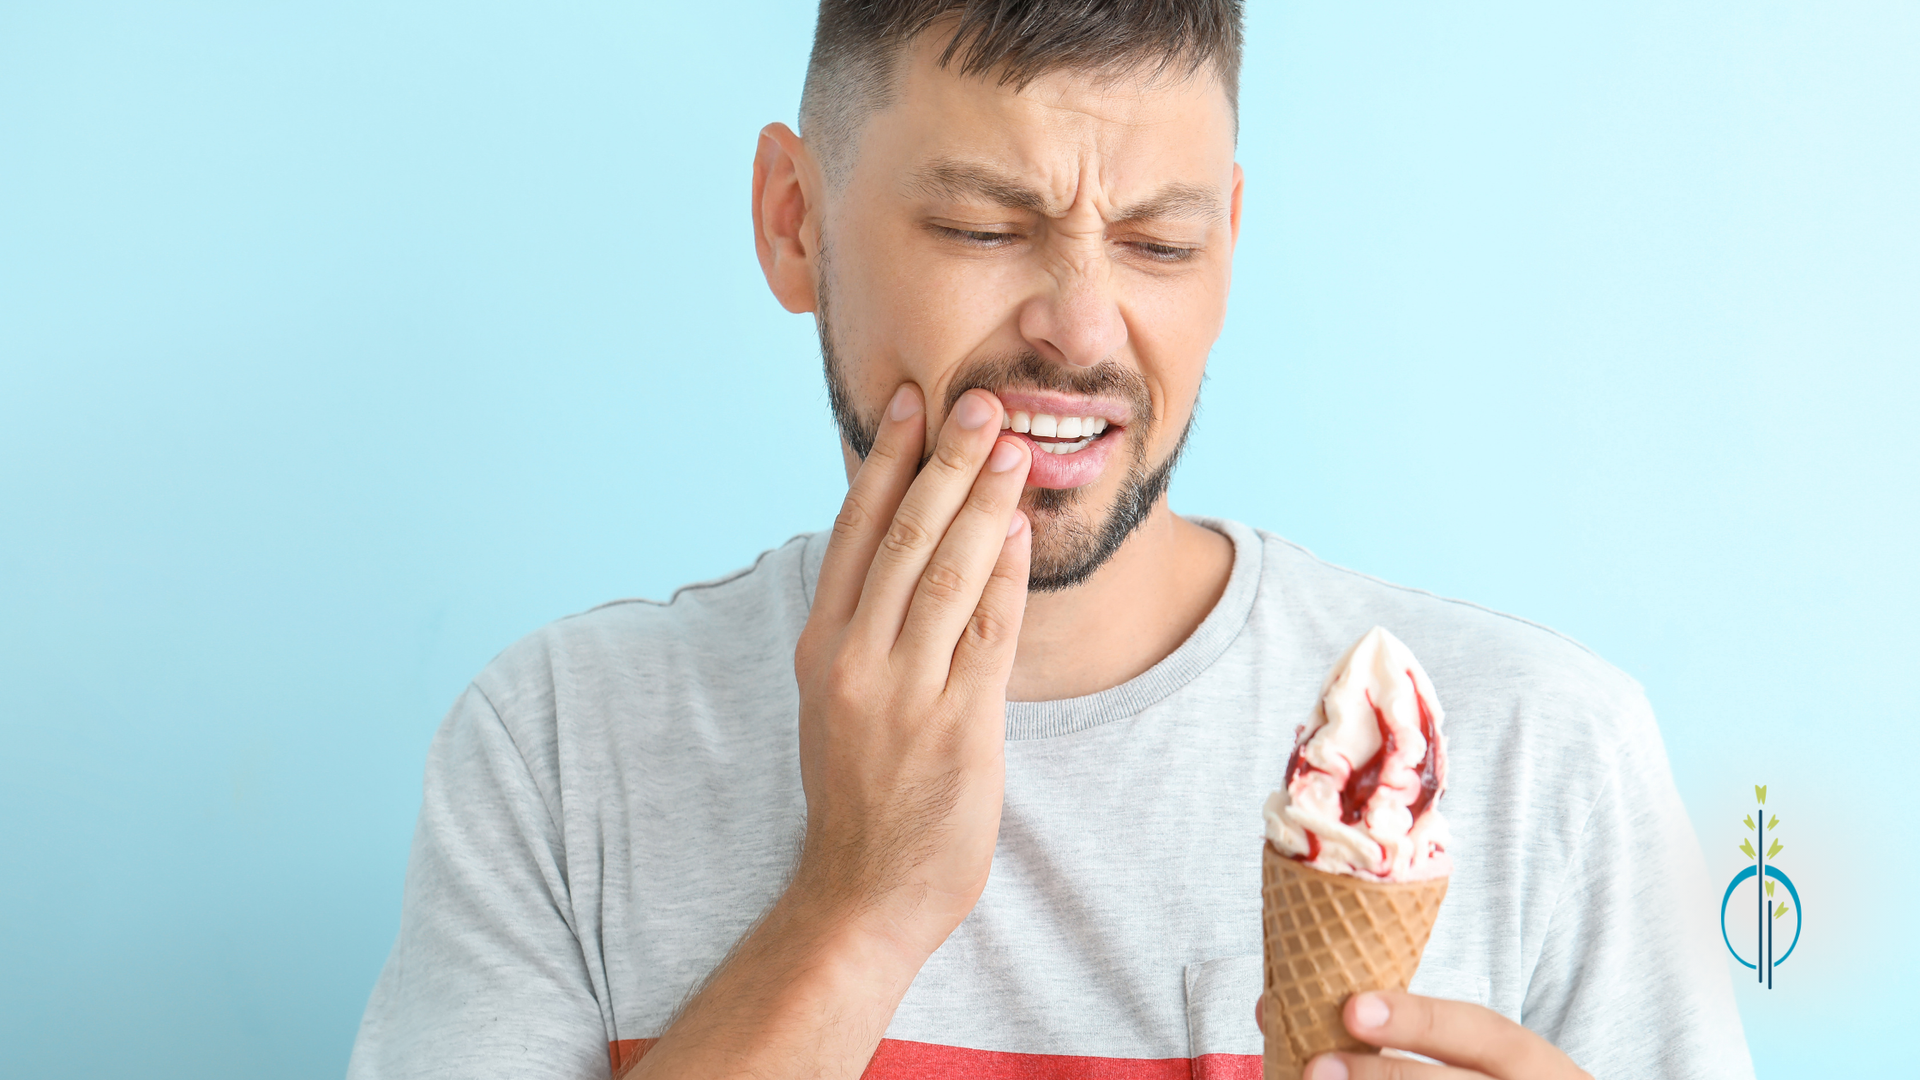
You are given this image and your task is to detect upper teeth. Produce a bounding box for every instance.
[1002,412,1110,438]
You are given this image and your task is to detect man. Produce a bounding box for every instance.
[348,3,1752,1078]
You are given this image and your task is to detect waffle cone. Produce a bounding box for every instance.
[1261,842,1448,1080]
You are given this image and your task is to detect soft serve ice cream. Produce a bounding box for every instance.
[1264,627,1451,881]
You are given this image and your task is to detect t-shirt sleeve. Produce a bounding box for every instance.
[347,684,611,1080]
[1520,693,1754,1080]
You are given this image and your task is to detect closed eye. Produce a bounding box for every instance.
[934,225,1020,247]
[1128,241,1198,263]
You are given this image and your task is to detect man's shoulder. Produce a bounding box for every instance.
[468,531,821,729]
[1247,526,1651,739]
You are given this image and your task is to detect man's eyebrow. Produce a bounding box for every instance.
[906,159,1058,215]
[905,159,1226,225]
[1109,183,1227,225]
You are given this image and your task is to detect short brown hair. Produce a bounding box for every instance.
[800,0,1245,185]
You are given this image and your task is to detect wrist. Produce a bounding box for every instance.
[627,882,931,1078]
[763,878,938,989]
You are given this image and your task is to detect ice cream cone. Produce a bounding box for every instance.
[1261,842,1448,1080]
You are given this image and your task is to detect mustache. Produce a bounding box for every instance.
[940,353,1155,429]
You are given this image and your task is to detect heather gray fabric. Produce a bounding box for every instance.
[347,519,1754,1079]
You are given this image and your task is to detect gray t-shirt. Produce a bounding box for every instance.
[347,519,1753,1079]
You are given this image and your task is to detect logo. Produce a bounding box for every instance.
[1720,784,1800,987]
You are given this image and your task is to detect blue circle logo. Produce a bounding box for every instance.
[1720,864,1801,969]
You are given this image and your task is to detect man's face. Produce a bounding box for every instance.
[814,36,1241,590]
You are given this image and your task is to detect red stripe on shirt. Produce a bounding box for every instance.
[609,1038,1259,1080]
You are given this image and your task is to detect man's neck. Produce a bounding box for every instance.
[1006,504,1234,702]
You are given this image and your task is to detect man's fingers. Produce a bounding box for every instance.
[850,389,1007,646]
[1257,998,1478,1080]
[1302,1051,1485,1080]
[944,502,1031,698]
[895,435,1031,669]
[810,384,926,630]
[1338,992,1586,1080]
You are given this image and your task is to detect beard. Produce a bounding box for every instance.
[816,257,1193,593]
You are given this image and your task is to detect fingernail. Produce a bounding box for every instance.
[1006,510,1027,537]
[889,385,921,422]
[1307,1056,1348,1080]
[1353,992,1390,1030]
[954,392,995,430]
[987,439,1024,473]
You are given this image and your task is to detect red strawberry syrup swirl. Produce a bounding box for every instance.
[1284,668,1443,869]
[1405,669,1443,820]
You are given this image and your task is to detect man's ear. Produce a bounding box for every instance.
[1229,162,1243,247]
[753,123,822,314]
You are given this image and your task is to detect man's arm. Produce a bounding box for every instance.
[624,383,1032,1078]
[1513,694,1753,1077]
[346,683,611,1080]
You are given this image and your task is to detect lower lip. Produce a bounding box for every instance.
[1010,429,1119,489]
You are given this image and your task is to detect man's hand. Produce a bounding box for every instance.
[1256,991,1593,1080]
[788,381,1032,955]
[625,383,1030,1079]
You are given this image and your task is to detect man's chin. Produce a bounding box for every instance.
[1023,488,1120,593]
[1019,430,1184,593]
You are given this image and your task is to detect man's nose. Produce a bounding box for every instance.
[1016,261,1127,369]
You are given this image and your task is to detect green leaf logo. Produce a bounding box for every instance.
[1765,880,1776,897]
[1767,839,1784,859]
[1743,814,1755,830]
[1756,785,1767,805]
[1740,839,1757,859]
[1768,814,1779,831]
[1774,902,1790,920]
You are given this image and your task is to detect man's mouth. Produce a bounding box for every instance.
[999,410,1114,455]
[983,394,1131,491]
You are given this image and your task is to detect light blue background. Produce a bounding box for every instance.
[1,2,1911,1076]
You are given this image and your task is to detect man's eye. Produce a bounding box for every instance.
[939,226,1018,246]
[1130,241,1198,263]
